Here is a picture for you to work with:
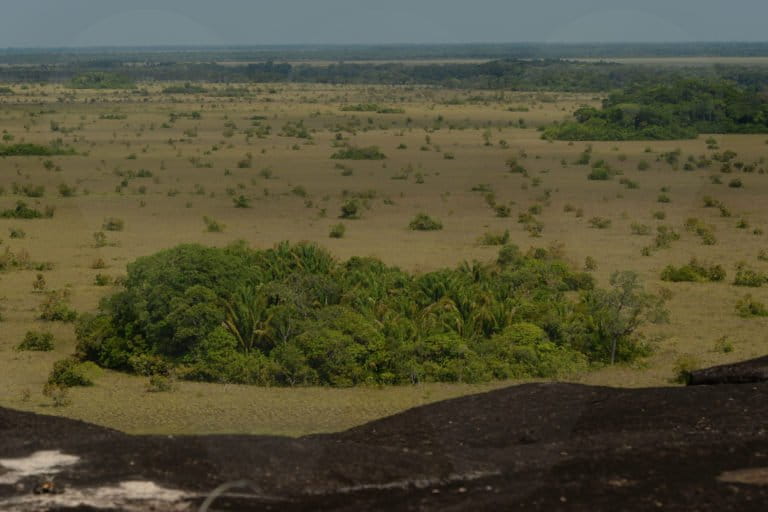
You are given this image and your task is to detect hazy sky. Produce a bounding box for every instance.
[2,0,767,47]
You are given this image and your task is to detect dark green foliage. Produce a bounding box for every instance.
[1,201,52,219]
[46,358,97,388]
[0,143,76,157]
[17,331,54,351]
[69,72,135,89]
[661,258,726,283]
[331,145,386,160]
[341,104,404,114]
[162,82,207,94]
[542,79,768,141]
[73,241,659,386]
[408,213,443,231]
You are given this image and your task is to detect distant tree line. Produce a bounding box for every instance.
[3,59,768,92]
[542,79,768,140]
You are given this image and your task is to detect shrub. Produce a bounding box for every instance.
[587,167,611,180]
[713,336,735,353]
[589,217,611,229]
[494,205,511,218]
[733,266,766,287]
[331,145,386,160]
[478,230,510,246]
[637,160,650,171]
[630,223,651,236]
[17,331,54,351]
[329,223,346,238]
[673,354,700,384]
[339,200,360,219]
[409,213,443,231]
[39,290,77,322]
[203,216,225,232]
[1,201,51,219]
[729,178,743,188]
[58,183,77,197]
[102,218,124,231]
[46,358,98,388]
[146,375,175,392]
[661,259,725,283]
[8,227,25,239]
[0,143,76,157]
[654,226,680,249]
[232,195,251,208]
[91,258,107,270]
[14,183,45,197]
[94,274,112,286]
[735,295,768,317]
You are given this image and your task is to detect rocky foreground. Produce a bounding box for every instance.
[0,357,766,511]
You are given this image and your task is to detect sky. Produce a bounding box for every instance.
[1,0,767,48]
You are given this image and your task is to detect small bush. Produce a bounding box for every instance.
[630,223,651,236]
[39,290,77,322]
[339,200,360,219]
[331,145,386,160]
[46,358,98,388]
[203,216,225,232]
[713,336,735,353]
[728,178,743,188]
[733,266,766,287]
[735,294,768,317]
[17,331,54,351]
[58,183,77,197]
[94,274,112,286]
[479,230,510,246]
[233,195,251,208]
[654,225,680,249]
[329,223,346,238]
[409,213,443,231]
[672,354,700,384]
[9,227,25,239]
[1,201,51,219]
[661,258,725,283]
[146,375,175,392]
[589,217,611,229]
[102,217,124,231]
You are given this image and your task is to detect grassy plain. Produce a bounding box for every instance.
[0,82,766,435]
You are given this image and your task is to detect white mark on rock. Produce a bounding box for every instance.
[0,480,190,511]
[0,450,80,484]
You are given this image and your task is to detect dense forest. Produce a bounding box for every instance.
[2,42,768,64]
[2,58,768,92]
[542,79,768,140]
[73,242,666,387]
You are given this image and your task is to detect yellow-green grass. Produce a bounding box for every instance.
[0,82,766,435]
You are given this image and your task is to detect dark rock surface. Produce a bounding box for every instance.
[687,355,768,385]
[1,357,767,511]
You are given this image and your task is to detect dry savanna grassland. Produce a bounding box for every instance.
[0,80,766,435]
